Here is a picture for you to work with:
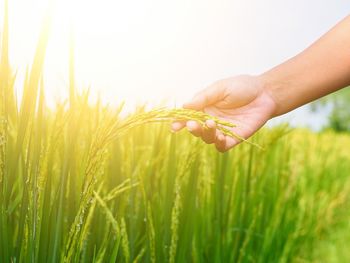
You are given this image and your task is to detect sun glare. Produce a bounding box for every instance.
[7,0,196,108]
[4,0,262,109]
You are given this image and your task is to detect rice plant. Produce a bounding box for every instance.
[1,4,350,263]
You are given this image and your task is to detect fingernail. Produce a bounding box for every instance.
[171,122,179,131]
[206,119,215,129]
[187,120,197,131]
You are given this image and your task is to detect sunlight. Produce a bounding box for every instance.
[2,0,350,260]
[4,0,249,108]
[5,0,345,115]
[12,0,193,107]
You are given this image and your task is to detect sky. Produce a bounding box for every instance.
[1,0,350,129]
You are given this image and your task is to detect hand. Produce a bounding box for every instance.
[171,75,277,152]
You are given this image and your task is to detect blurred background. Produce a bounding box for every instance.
[1,0,350,130]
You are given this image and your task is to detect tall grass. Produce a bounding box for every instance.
[1,4,350,262]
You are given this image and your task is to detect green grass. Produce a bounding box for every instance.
[1,3,350,262]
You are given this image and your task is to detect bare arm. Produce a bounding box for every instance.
[262,15,350,117]
[173,15,350,152]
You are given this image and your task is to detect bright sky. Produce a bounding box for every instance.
[1,0,350,128]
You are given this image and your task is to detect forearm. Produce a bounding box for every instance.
[260,15,350,117]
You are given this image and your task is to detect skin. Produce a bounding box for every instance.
[172,15,350,152]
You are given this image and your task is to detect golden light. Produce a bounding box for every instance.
[5,0,254,109]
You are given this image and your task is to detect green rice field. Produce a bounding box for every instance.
[1,4,350,262]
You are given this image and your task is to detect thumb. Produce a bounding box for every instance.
[183,82,225,110]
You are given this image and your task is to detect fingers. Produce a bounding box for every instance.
[171,121,185,132]
[185,119,236,152]
[215,135,240,153]
[183,81,225,110]
[202,120,216,144]
[171,118,243,153]
[171,120,203,137]
[224,136,240,151]
[215,133,226,152]
[171,119,216,143]
[186,120,202,137]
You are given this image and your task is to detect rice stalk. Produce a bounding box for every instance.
[120,217,130,263]
[108,108,263,149]
[93,191,121,236]
[1,4,350,263]
[132,248,146,263]
[147,203,156,263]
[104,180,140,202]
[168,178,181,263]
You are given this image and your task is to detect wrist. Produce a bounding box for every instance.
[257,72,288,118]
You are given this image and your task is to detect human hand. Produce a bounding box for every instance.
[171,75,277,152]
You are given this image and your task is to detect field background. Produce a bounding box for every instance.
[1,99,350,262]
[1,2,350,262]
